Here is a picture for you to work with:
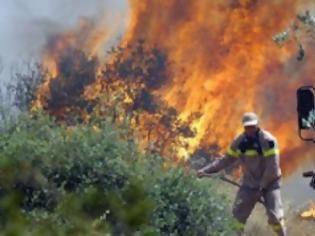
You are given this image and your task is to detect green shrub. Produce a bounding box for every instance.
[0,112,236,235]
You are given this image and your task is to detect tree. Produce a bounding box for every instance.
[273,11,315,61]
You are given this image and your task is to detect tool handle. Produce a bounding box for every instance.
[303,170,315,178]
[201,173,240,186]
[201,173,266,205]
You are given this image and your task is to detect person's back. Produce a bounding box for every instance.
[198,112,286,236]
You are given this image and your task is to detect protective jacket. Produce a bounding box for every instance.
[204,128,281,190]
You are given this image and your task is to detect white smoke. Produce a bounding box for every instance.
[0,0,129,84]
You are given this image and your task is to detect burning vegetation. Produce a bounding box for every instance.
[4,1,315,235]
[301,202,315,219]
[12,0,315,176]
[29,31,199,159]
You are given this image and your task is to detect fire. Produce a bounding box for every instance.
[124,0,315,175]
[301,202,315,219]
[32,0,315,175]
[33,17,110,111]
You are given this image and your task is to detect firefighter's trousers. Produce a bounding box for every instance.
[232,186,286,236]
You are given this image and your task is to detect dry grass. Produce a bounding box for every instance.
[246,204,315,236]
[212,179,315,236]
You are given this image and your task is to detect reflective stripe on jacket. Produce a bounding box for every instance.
[204,129,281,189]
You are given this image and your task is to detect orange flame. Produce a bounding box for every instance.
[35,0,315,176]
[124,0,315,175]
[33,17,110,110]
[301,202,315,219]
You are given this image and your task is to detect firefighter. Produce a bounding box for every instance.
[197,112,286,236]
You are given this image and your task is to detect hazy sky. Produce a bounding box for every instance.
[0,0,128,83]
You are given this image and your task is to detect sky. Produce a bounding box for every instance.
[0,0,129,84]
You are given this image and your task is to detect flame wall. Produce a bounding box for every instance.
[38,0,315,176]
[124,0,315,176]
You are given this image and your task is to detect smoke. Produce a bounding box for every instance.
[3,0,315,177]
[0,0,129,84]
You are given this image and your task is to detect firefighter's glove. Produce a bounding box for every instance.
[197,167,215,178]
[197,168,207,178]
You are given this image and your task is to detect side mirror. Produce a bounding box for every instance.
[297,86,315,141]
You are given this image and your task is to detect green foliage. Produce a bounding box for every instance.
[272,31,290,46]
[302,109,315,129]
[0,112,236,235]
[272,10,315,61]
[141,166,235,236]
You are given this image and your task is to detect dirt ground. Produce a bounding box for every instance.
[246,204,315,236]
[211,179,315,236]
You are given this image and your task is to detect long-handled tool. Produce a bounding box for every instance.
[202,173,266,205]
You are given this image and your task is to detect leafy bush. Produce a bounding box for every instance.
[0,112,236,235]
